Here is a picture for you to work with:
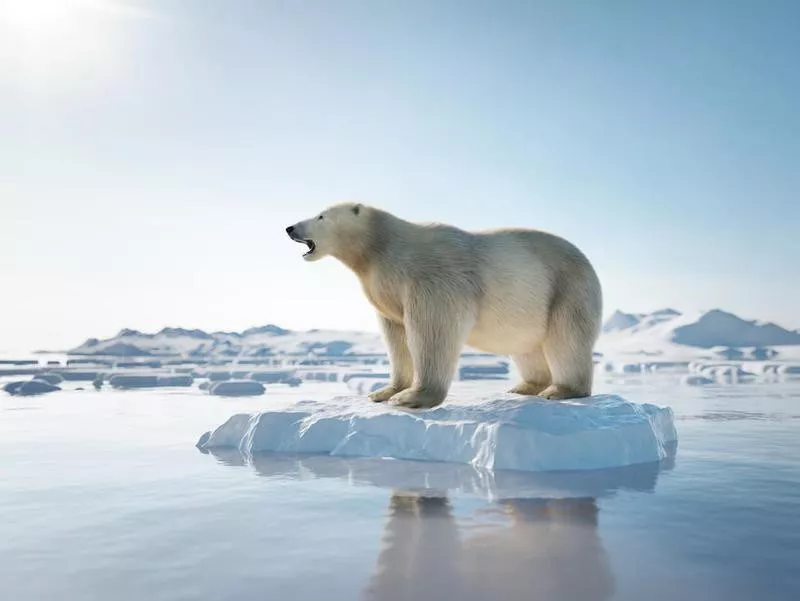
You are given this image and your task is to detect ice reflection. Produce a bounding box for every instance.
[205,449,675,601]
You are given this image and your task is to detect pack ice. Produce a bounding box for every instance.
[197,394,677,472]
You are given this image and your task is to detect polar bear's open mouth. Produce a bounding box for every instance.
[287,230,316,257]
[297,238,316,257]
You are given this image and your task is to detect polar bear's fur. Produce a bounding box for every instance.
[286,203,602,409]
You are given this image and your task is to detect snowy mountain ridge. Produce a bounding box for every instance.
[595,308,800,360]
[72,326,386,358]
[66,308,800,359]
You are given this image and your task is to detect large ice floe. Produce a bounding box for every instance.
[197,394,677,473]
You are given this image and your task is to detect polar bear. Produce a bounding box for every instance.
[286,203,602,409]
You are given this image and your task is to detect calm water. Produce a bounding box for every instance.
[1,378,799,601]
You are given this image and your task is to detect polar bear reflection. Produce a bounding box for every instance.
[364,492,614,601]
[206,450,622,601]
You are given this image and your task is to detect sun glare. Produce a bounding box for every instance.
[0,0,149,80]
[1,0,81,38]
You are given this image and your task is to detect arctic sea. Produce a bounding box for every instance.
[1,378,798,601]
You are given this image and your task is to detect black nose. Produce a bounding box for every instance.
[286,226,295,235]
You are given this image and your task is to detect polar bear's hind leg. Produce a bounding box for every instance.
[539,296,598,400]
[509,348,552,396]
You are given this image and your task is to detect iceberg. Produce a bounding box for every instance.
[197,394,677,473]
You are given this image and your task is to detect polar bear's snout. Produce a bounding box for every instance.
[286,222,317,259]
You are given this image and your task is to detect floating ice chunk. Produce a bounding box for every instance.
[3,379,61,396]
[209,381,265,397]
[109,375,159,388]
[197,394,678,472]
[156,375,194,387]
[109,374,194,389]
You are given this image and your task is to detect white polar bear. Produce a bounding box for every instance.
[286,203,602,409]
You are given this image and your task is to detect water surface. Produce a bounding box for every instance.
[1,379,798,600]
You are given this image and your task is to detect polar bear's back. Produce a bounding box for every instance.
[366,212,601,355]
[468,228,602,354]
[476,227,598,291]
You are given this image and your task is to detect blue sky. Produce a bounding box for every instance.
[1,0,798,351]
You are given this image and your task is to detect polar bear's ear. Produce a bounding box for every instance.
[352,203,362,216]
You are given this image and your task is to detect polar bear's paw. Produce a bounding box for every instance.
[508,381,549,396]
[388,387,446,410]
[538,384,589,401]
[368,385,405,403]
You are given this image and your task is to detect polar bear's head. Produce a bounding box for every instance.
[286,202,369,263]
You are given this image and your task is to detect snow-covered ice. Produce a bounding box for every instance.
[197,394,677,472]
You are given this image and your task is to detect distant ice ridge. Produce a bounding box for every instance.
[197,394,677,472]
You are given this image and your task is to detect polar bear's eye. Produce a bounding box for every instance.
[317,215,324,221]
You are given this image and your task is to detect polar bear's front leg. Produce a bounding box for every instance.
[388,295,474,410]
[369,316,414,403]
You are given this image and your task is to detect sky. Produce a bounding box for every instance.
[1,0,799,352]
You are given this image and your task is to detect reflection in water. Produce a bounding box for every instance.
[204,449,675,601]
[365,493,613,601]
[206,445,675,501]
[366,494,463,600]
